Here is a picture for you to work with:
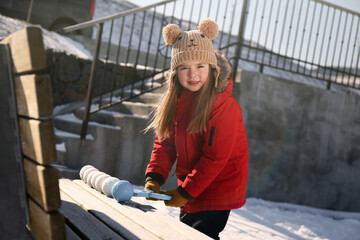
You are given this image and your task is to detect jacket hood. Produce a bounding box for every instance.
[215,50,233,93]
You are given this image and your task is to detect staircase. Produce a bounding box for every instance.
[52,76,177,188]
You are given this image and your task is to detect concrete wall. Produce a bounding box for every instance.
[46,49,156,107]
[234,71,360,211]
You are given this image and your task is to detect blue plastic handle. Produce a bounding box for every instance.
[133,189,172,200]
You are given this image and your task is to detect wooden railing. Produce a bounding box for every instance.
[1,27,65,240]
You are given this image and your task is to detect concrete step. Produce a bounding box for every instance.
[51,163,80,179]
[55,142,67,165]
[99,101,154,117]
[53,112,122,144]
[73,107,148,127]
[54,113,82,136]
[131,92,163,104]
[91,82,164,112]
[141,81,167,93]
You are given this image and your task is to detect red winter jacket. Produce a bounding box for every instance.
[145,51,249,213]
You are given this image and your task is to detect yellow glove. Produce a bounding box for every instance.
[164,188,188,207]
[144,181,163,201]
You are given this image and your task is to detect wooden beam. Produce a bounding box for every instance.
[65,225,81,240]
[15,74,53,118]
[24,158,61,212]
[28,198,65,240]
[59,179,160,240]
[19,117,56,165]
[60,179,211,240]
[0,26,46,74]
[60,192,125,240]
[0,43,29,240]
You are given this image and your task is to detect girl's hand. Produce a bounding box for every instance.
[144,181,163,201]
[164,189,188,207]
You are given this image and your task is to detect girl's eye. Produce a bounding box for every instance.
[198,65,205,68]
[179,67,188,71]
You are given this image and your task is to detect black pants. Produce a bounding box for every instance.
[180,210,231,240]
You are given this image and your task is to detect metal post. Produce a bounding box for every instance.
[26,0,34,22]
[80,23,103,139]
[232,0,249,80]
[352,37,360,88]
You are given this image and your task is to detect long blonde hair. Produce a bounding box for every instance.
[146,68,217,140]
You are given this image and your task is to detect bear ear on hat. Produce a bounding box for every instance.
[198,18,218,40]
[163,24,182,45]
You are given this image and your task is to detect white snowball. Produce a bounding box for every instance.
[81,167,98,183]
[84,168,99,185]
[102,177,120,197]
[90,171,105,189]
[79,165,95,180]
[94,173,111,193]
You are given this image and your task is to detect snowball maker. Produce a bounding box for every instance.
[79,165,172,201]
[111,180,134,202]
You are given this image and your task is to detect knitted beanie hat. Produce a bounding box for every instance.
[163,18,221,88]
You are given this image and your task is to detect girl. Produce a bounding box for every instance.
[144,18,249,239]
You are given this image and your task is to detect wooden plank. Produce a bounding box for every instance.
[15,74,53,118]
[75,180,211,240]
[0,43,29,239]
[0,26,46,74]
[65,225,82,240]
[28,198,65,240]
[60,191,125,240]
[74,180,211,240]
[19,117,56,165]
[24,158,61,212]
[59,179,160,240]
[61,179,211,240]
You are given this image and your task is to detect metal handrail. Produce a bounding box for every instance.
[62,0,175,33]
[315,0,360,16]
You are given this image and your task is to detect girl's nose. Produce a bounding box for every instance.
[189,68,196,77]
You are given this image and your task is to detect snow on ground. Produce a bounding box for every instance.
[141,196,360,240]
[0,14,92,59]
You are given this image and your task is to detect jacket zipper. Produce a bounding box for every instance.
[208,126,215,146]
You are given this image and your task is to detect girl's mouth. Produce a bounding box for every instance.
[188,81,200,86]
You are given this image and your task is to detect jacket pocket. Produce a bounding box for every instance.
[217,161,238,179]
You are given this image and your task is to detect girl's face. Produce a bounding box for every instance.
[177,62,210,92]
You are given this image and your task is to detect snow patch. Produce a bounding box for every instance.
[55,113,122,130]
[143,196,360,240]
[55,127,94,140]
[56,142,66,152]
[0,14,92,59]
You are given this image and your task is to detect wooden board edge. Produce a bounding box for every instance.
[28,198,65,240]
[24,158,61,211]
[0,26,46,74]
[19,118,57,164]
[14,74,53,118]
